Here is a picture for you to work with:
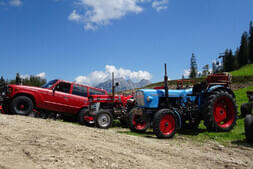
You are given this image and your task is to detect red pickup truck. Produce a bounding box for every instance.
[0,79,107,120]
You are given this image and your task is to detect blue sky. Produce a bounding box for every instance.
[1,0,253,85]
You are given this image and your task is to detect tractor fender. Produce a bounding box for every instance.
[171,109,182,129]
[207,85,235,98]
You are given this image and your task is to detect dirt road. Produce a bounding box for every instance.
[0,114,252,169]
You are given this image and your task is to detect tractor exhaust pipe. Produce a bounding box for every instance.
[112,72,115,102]
[164,64,168,98]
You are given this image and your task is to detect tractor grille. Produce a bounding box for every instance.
[135,91,144,107]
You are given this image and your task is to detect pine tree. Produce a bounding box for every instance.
[249,21,253,63]
[238,32,249,67]
[189,53,198,78]
[0,76,4,84]
[223,49,236,72]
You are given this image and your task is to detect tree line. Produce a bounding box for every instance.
[189,21,253,78]
[0,73,46,87]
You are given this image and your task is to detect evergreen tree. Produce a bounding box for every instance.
[189,53,198,78]
[16,73,21,85]
[238,32,249,67]
[223,49,236,72]
[249,21,253,63]
[202,64,209,76]
[0,76,4,83]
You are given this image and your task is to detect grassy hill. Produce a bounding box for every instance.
[231,64,253,76]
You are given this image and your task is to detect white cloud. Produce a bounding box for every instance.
[20,72,46,79]
[68,10,82,22]
[75,65,152,85]
[152,0,168,12]
[9,0,22,6]
[36,72,46,79]
[69,0,169,31]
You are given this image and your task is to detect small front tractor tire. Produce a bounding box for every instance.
[78,109,95,127]
[10,96,34,115]
[95,110,113,129]
[203,90,237,132]
[245,114,253,143]
[128,108,150,133]
[241,103,252,117]
[153,109,177,139]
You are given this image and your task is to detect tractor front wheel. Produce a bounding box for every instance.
[95,110,113,129]
[78,109,95,127]
[128,108,150,133]
[245,114,253,143]
[153,109,177,139]
[203,90,237,132]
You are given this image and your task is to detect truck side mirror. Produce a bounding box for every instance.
[115,82,119,87]
[52,85,59,95]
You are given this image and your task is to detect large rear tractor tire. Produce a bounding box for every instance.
[78,109,95,127]
[95,110,113,129]
[203,90,237,132]
[153,109,177,139]
[10,96,34,115]
[245,114,253,143]
[128,108,150,133]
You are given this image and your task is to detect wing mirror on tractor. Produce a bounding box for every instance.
[115,82,119,87]
[52,85,59,95]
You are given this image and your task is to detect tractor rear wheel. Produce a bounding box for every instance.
[10,96,34,115]
[128,108,150,133]
[153,109,177,139]
[245,114,253,143]
[203,90,237,132]
[78,109,95,127]
[95,110,113,129]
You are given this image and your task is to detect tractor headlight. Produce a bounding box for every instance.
[146,96,153,102]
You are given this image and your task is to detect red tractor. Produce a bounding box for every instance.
[78,73,135,129]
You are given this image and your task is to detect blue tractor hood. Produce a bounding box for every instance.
[136,88,195,108]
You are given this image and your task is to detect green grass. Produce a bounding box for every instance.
[231,64,253,77]
[119,86,253,146]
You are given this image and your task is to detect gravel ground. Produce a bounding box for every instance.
[0,114,252,169]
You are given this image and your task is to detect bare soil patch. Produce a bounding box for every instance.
[0,114,252,169]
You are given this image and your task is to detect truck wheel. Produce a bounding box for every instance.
[95,110,113,129]
[128,108,149,133]
[10,96,33,115]
[203,90,237,132]
[78,109,95,127]
[241,103,252,117]
[245,114,253,143]
[153,109,177,139]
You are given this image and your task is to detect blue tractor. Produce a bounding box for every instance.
[128,64,237,138]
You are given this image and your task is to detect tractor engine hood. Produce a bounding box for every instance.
[135,88,194,108]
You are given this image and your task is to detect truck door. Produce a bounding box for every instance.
[69,84,89,113]
[45,82,72,112]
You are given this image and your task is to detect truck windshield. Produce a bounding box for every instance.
[41,79,58,88]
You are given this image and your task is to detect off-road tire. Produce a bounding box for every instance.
[95,110,113,129]
[245,114,253,143]
[203,90,237,132]
[153,109,177,139]
[128,108,149,133]
[78,109,95,127]
[241,103,252,117]
[10,96,33,115]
